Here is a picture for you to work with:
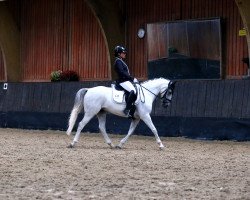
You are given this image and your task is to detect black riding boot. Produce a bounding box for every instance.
[123,91,136,117]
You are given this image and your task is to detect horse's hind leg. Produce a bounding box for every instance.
[141,114,164,149]
[117,118,140,149]
[69,113,93,148]
[97,112,114,148]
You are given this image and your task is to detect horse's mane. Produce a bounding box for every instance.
[141,77,168,86]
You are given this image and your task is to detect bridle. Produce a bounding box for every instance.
[139,84,168,99]
[136,81,174,104]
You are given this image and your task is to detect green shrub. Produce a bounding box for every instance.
[50,70,79,82]
[50,70,62,82]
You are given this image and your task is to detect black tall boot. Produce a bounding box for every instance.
[123,91,136,117]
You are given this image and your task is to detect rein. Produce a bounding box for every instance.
[136,82,169,104]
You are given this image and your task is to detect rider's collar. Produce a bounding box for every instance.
[115,57,128,67]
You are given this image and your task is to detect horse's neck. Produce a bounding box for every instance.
[142,82,161,95]
[139,83,160,104]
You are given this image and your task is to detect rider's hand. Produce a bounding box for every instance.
[133,78,139,83]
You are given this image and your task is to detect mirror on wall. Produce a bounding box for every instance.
[147,18,222,79]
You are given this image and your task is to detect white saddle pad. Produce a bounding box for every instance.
[111,84,140,104]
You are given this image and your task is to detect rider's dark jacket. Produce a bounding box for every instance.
[114,58,134,83]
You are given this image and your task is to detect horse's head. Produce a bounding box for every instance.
[161,80,176,108]
[141,78,176,107]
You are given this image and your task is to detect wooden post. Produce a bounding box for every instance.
[235,0,250,75]
[0,1,21,81]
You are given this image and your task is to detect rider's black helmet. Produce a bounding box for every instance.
[114,46,127,57]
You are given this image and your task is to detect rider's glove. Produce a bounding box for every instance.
[133,78,139,83]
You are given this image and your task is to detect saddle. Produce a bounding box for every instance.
[111,83,140,104]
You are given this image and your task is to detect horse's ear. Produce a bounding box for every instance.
[169,80,177,89]
[172,80,177,85]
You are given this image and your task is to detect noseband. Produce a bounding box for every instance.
[161,87,172,106]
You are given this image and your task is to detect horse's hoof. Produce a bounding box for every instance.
[159,143,164,150]
[108,143,115,149]
[66,131,71,136]
[115,145,122,149]
[159,145,165,150]
[67,144,74,148]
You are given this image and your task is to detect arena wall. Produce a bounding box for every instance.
[0,0,249,82]
[0,81,249,141]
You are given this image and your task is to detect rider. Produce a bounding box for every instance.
[114,45,138,117]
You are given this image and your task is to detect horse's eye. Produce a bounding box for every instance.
[167,90,172,95]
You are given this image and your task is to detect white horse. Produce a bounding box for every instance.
[66,78,176,149]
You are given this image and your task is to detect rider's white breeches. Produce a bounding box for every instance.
[120,81,136,93]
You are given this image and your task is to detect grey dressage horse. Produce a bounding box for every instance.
[66,78,176,149]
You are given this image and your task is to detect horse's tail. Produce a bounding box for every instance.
[66,88,88,135]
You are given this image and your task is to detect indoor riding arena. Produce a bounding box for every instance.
[1,0,250,199]
[0,128,249,199]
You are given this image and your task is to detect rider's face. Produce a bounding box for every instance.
[120,52,126,59]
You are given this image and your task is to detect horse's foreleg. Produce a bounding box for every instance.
[117,118,140,148]
[97,112,114,148]
[141,114,164,149]
[69,114,93,148]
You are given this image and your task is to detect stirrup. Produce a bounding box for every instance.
[124,111,134,119]
[124,109,135,119]
[128,114,135,120]
[123,109,130,116]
